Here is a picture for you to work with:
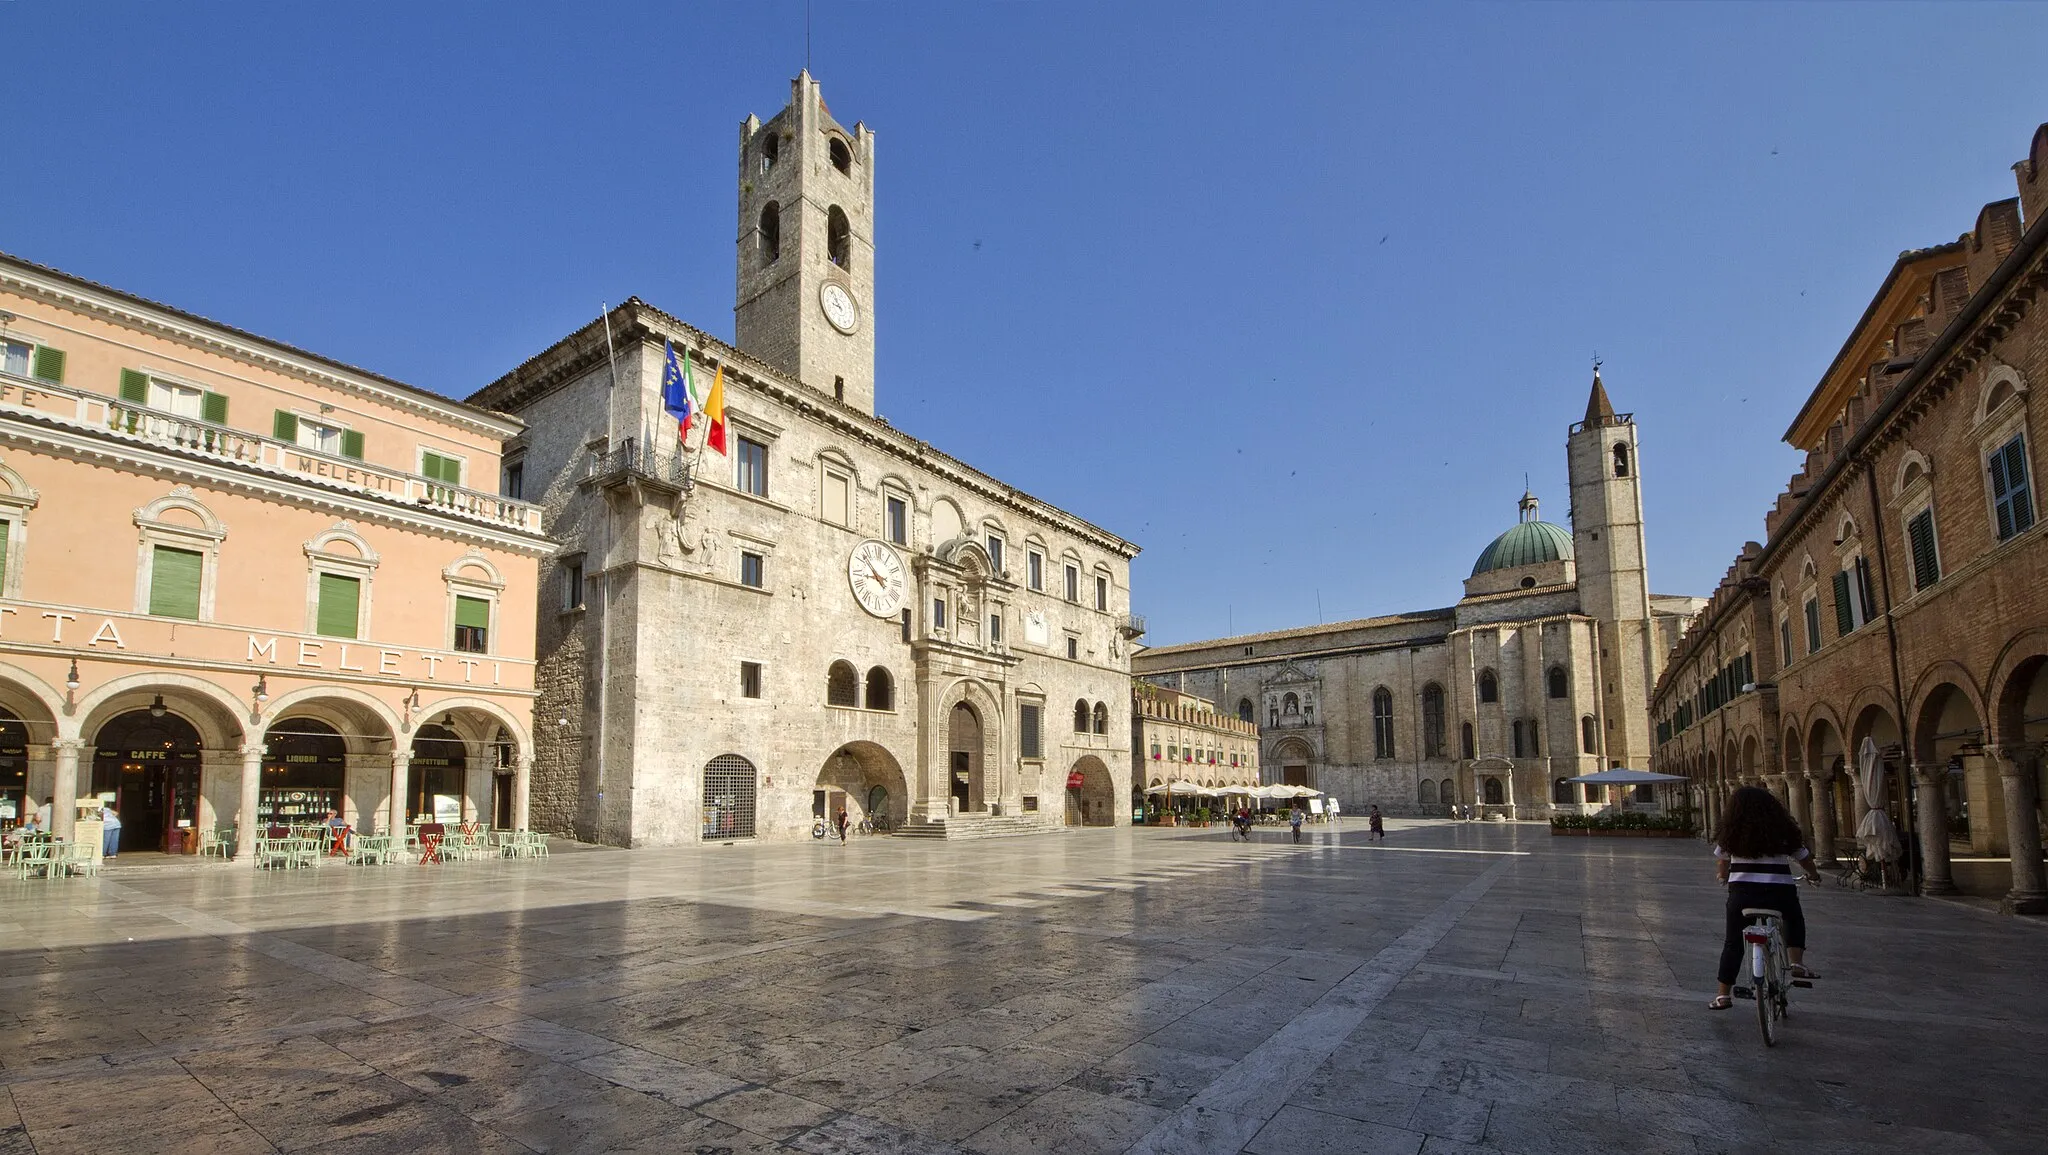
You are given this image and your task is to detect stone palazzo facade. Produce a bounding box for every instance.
[1651,123,2048,912]
[0,252,547,857]
[468,74,1139,846]
[1135,380,1701,819]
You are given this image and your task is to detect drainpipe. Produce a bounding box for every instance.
[1865,467,1918,888]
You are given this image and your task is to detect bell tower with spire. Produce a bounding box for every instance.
[735,71,877,413]
[1568,367,1656,768]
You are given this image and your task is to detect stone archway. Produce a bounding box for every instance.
[817,741,910,831]
[90,708,204,853]
[1066,754,1114,827]
[1992,650,2048,910]
[1272,736,1314,789]
[947,701,985,814]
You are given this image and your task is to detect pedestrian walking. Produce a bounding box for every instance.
[101,803,122,858]
[1368,805,1384,842]
[1289,807,1304,844]
[834,807,849,843]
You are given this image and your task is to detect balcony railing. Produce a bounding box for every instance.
[0,370,543,533]
[1118,612,1147,639]
[586,436,693,492]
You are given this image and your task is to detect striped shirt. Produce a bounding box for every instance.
[1714,846,1809,885]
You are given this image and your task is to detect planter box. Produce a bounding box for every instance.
[1551,826,1692,838]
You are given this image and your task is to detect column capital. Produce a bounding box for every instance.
[391,751,411,766]
[1787,768,1810,784]
[239,743,265,758]
[53,738,85,754]
[1990,742,2043,768]
[1913,761,1953,783]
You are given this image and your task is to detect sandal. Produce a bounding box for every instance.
[1789,964,1820,980]
[1708,995,1733,1011]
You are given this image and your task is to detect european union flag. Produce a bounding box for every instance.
[661,339,694,440]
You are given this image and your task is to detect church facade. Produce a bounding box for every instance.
[468,73,1140,846]
[1133,379,1701,818]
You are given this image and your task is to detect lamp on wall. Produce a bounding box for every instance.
[62,658,80,714]
[149,694,167,719]
[252,675,268,703]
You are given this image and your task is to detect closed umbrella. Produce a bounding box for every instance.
[1855,736,1903,863]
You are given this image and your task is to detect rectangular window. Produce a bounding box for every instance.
[932,597,947,629]
[900,607,912,643]
[740,551,764,588]
[989,612,1002,643]
[0,340,28,377]
[1094,575,1108,611]
[315,573,361,638]
[1833,570,1856,636]
[454,595,490,653]
[822,469,850,526]
[1027,550,1043,591]
[1020,704,1042,758]
[1990,434,2035,541]
[503,461,525,501]
[736,436,768,497]
[562,559,585,611]
[1064,564,1079,602]
[3,341,66,383]
[885,495,907,544]
[1804,596,1821,655]
[1907,509,1940,591]
[419,450,463,486]
[148,545,203,620]
[1854,556,1877,624]
[1066,636,1078,660]
[1780,618,1793,667]
[985,535,1004,572]
[740,661,762,699]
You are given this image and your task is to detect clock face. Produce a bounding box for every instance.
[848,539,906,618]
[820,282,861,334]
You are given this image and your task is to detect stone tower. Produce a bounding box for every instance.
[735,71,877,414]
[1568,369,1657,767]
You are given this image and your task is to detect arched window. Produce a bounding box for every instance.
[1483,777,1505,806]
[864,666,893,711]
[1581,715,1598,755]
[1422,684,1446,758]
[759,133,779,173]
[1547,666,1568,699]
[1552,778,1572,804]
[1460,723,1475,760]
[1529,720,1539,756]
[828,136,852,174]
[1238,698,1254,723]
[1511,720,1525,758]
[1073,699,1090,733]
[826,661,859,707]
[1371,687,1395,759]
[758,202,781,263]
[1282,692,1300,715]
[827,205,851,269]
[702,754,757,840]
[1613,442,1631,478]
[1419,778,1437,805]
[1092,702,1109,735]
[1440,777,1455,804]
[1478,669,1498,703]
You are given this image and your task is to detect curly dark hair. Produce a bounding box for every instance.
[1713,785,1807,858]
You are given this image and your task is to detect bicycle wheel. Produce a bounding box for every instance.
[1755,944,1779,1047]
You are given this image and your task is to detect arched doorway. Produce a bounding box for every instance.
[1993,652,2048,910]
[703,753,757,840]
[816,742,909,831]
[1483,777,1505,806]
[408,724,466,824]
[948,702,983,813]
[1273,737,1313,788]
[0,707,25,827]
[91,708,203,853]
[260,718,347,827]
[1914,684,1982,885]
[1067,755,1113,826]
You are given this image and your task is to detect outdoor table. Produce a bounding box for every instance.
[327,824,353,856]
[416,823,446,864]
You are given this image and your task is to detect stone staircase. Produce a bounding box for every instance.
[891,812,1070,841]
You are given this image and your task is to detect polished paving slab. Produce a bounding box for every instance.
[2,820,2043,1154]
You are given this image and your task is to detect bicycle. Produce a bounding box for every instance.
[1733,907,1811,1046]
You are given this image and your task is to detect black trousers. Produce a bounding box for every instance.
[1718,882,1806,985]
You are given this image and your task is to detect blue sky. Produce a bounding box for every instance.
[7,3,2046,645]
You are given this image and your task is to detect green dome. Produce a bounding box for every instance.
[1471,520,1575,577]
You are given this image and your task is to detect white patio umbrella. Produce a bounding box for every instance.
[1564,768,1687,784]
[1856,737,1903,862]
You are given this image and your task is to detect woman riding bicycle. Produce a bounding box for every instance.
[1710,785,1821,1011]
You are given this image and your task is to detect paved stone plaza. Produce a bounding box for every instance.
[2,822,2042,1155]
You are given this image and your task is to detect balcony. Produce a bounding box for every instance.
[584,436,692,497]
[1118,612,1147,639]
[0,370,543,533]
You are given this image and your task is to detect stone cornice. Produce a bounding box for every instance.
[469,300,1142,560]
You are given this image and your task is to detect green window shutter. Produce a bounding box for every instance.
[1908,511,1940,589]
[454,595,490,630]
[0,520,11,581]
[119,369,150,403]
[340,429,365,460]
[315,573,360,638]
[422,451,447,483]
[31,346,65,383]
[148,546,203,620]
[200,391,228,424]
[1832,571,1854,636]
[2005,438,2034,535]
[273,410,298,441]
[437,454,463,486]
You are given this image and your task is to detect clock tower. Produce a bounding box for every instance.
[736,71,877,415]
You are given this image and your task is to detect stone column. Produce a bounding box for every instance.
[51,740,82,841]
[389,751,410,836]
[1787,770,1812,844]
[1914,762,1955,896]
[1995,746,2047,915]
[237,743,263,864]
[1810,770,1839,868]
[514,755,532,832]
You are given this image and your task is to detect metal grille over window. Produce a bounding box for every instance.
[826,662,859,706]
[701,754,757,840]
